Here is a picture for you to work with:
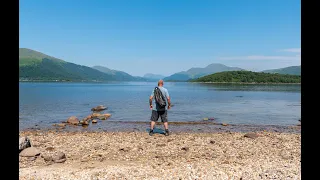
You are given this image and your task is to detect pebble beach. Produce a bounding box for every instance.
[19,129,301,179]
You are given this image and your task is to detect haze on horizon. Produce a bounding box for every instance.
[19,0,300,77]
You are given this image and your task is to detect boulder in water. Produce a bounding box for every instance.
[92,113,101,118]
[67,116,79,125]
[91,105,107,112]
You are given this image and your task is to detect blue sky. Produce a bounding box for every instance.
[19,0,300,76]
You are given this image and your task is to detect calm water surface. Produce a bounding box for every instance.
[19,82,301,131]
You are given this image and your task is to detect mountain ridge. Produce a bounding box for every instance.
[164,63,245,81]
[261,66,301,75]
[19,48,138,81]
[143,73,165,80]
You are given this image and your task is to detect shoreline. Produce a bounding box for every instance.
[190,81,301,85]
[19,80,301,85]
[19,130,301,179]
[20,121,301,134]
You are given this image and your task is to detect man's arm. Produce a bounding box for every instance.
[149,89,154,110]
[166,89,171,109]
[149,95,153,109]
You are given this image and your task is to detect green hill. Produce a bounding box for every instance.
[262,66,301,75]
[164,63,244,81]
[191,71,301,83]
[19,48,129,81]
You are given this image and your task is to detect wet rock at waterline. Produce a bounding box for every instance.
[57,123,66,127]
[67,116,79,125]
[80,120,89,125]
[93,113,111,120]
[54,112,111,128]
[91,113,100,118]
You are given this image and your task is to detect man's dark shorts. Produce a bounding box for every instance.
[150,110,168,122]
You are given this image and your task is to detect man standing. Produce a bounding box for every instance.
[149,79,171,136]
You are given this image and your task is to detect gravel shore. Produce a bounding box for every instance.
[19,130,301,179]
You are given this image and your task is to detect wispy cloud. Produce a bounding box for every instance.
[217,55,300,61]
[280,48,301,53]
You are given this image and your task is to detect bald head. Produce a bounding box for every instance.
[158,79,164,86]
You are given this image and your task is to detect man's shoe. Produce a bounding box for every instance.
[164,129,169,136]
[149,130,154,136]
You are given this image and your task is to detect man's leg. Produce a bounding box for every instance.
[160,111,169,136]
[149,110,158,136]
[163,122,168,130]
[150,121,156,130]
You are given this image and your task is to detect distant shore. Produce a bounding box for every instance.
[19,80,301,85]
[191,81,301,85]
[19,130,301,179]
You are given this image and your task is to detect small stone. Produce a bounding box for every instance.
[92,120,98,123]
[92,113,101,118]
[222,123,228,126]
[209,140,215,144]
[57,123,66,127]
[45,147,55,151]
[98,116,107,120]
[28,157,37,161]
[181,147,189,151]
[102,114,111,118]
[119,147,130,152]
[244,133,259,139]
[53,152,66,163]
[54,158,66,163]
[81,156,90,162]
[81,121,89,125]
[20,147,40,157]
[42,154,53,162]
[156,144,166,147]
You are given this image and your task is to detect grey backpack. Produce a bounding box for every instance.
[154,87,166,108]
